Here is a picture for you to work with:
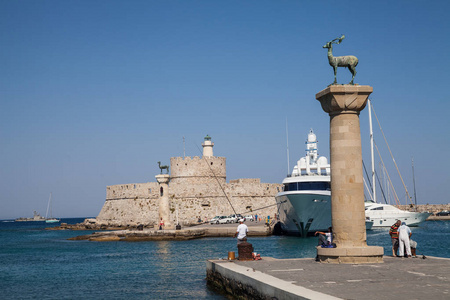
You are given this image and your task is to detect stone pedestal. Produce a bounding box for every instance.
[155,174,173,229]
[315,85,383,264]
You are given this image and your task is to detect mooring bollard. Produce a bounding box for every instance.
[237,242,253,261]
[228,251,235,260]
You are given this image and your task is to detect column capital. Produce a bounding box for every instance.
[155,174,170,184]
[316,85,373,115]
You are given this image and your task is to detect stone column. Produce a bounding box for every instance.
[155,174,172,229]
[315,85,383,264]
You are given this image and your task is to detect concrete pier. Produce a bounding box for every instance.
[207,256,450,299]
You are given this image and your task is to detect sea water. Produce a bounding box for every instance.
[0,219,449,299]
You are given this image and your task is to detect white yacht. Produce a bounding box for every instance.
[365,202,430,227]
[275,130,331,236]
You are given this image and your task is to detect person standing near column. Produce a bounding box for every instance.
[398,222,412,258]
[389,220,401,256]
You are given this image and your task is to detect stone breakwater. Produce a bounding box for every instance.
[397,203,449,214]
[64,223,273,242]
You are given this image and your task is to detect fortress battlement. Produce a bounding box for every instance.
[170,156,226,180]
[106,182,160,200]
[229,178,261,184]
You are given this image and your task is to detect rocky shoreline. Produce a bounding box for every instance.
[397,203,449,214]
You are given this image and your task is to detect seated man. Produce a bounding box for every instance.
[410,239,417,258]
[315,227,333,247]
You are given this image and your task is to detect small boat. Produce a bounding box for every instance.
[15,211,46,222]
[45,193,60,223]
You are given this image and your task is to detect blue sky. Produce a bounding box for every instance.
[1,1,449,219]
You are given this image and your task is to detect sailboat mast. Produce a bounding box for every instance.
[412,157,417,210]
[46,192,52,219]
[368,99,376,203]
[286,118,290,175]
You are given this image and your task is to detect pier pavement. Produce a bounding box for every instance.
[207,256,450,300]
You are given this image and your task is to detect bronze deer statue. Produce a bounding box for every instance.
[323,35,358,85]
[157,161,169,174]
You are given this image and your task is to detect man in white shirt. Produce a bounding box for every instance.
[398,222,412,257]
[234,219,248,244]
[315,227,333,246]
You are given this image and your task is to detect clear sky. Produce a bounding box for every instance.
[1,1,449,219]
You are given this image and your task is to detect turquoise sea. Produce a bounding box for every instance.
[1,219,449,299]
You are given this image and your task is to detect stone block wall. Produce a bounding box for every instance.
[95,178,282,227]
[105,182,160,200]
[170,156,226,184]
[96,182,160,226]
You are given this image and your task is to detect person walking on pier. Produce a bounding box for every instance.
[159,218,164,230]
[389,220,401,256]
[398,222,412,258]
[234,219,248,244]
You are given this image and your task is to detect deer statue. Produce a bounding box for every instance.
[157,161,169,174]
[323,35,358,85]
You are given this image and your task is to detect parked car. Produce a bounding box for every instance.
[210,216,222,224]
[228,215,238,223]
[228,214,244,223]
[218,216,232,224]
[436,210,450,216]
[211,216,228,224]
[244,215,254,222]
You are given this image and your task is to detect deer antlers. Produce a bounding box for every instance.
[330,34,345,45]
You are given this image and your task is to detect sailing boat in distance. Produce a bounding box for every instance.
[364,100,430,227]
[45,192,60,223]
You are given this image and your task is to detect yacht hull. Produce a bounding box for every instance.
[365,202,430,227]
[276,191,331,237]
[366,211,430,227]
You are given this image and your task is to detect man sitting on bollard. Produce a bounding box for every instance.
[234,219,248,244]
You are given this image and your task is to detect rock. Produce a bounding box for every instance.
[89,235,121,242]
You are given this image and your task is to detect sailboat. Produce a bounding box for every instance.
[364,100,430,227]
[45,192,60,223]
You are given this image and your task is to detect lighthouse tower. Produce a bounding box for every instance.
[202,134,214,157]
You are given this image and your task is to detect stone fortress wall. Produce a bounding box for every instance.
[94,136,282,227]
[170,156,226,183]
